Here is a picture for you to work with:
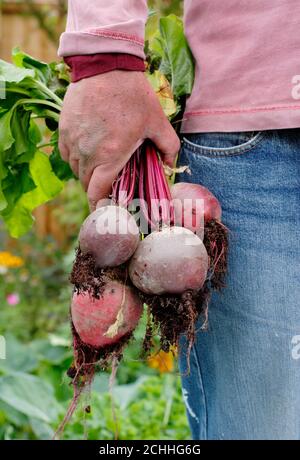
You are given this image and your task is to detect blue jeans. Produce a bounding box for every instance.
[177,129,300,440]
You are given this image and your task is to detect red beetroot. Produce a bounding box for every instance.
[171,182,222,235]
[129,226,209,295]
[71,281,143,348]
[79,205,140,268]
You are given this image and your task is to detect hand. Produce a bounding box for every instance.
[59,71,180,210]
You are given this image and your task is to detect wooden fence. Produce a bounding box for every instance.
[0,1,61,62]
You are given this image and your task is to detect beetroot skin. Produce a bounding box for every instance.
[71,281,143,348]
[129,226,209,295]
[79,205,140,268]
[171,182,222,234]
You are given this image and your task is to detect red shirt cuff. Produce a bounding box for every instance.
[64,53,145,82]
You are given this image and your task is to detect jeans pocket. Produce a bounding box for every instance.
[182,131,266,157]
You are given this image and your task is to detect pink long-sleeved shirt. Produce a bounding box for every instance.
[58,1,300,133]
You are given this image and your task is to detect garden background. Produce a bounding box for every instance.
[0,0,191,440]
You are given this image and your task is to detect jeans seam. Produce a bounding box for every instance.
[192,345,208,439]
[182,131,265,157]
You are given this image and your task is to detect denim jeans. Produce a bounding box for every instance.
[177,129,300,440]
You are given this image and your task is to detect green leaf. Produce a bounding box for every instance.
[49,132,75,181]
[0,372,60,423]
[113,376,148,410]
[28,119,42,146]
[0,153,8,211]
[0,335,38,375]
[1,165,36,217]
[50,61,70,84]
[153,15,195,99]
[0,401,28,427]
[29,418,54,440]
[0,59,35,84]
[2,150,63,237]
[0,187,7,212]
[10,108,32,160]
[146,71,177,117]
[28,339,70,365]
[0,110,14,151]
[12,47,51,85]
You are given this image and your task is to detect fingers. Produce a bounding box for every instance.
[58,137,70,163]
[86,164,120,211]
[78,155,94,192]
[147,116,180,167]
[69,158,79,177]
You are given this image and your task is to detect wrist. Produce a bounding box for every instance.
[64,53,145,82]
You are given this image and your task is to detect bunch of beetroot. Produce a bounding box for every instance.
[68,141,228,380]
[57,141,228,434]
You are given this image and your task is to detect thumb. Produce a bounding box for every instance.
[147,116,181,167]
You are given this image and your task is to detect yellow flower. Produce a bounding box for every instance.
[0,251,24,269]
[147,348,176,373]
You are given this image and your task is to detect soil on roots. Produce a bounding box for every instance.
[204,219,229,290]
[55,322,132,440]
[70,247,127,298]
[69,247,132,379]
[67,322,133,386]
[55,251,135,438]
[141,284,211,355]
[140,219,228,355]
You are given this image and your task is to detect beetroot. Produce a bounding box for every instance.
[58,142,228,439]
[71,281,143,347]
[79,205,139,267]
[129,226,208,295]
[171,182,222,235]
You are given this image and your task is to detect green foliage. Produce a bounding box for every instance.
[160,15,194,97]
[0,246,190,439]
[0,332,190,440]
[148,0,183,17]
[0,233,72,341]
[145,14,194,124]
[0,48,72,237]
[51,179,89,237]
[0,13,194,238]
[0,229,190,439]
[149,15,194,101]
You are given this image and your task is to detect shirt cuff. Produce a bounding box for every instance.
[64,53,145,82]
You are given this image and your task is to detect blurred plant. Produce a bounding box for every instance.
[52,179,89,244]
[147,348,176,373]
[0,334,190,440]
[0,251,24,269]
[149,0,183,16]
[5,0,183,48]
[6,293,20,306]
[0,231,72,340]
[24,0,67,45]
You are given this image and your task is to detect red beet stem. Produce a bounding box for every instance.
[141,142,174,228]
[112,148,141,207]
[111,142,173,228]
